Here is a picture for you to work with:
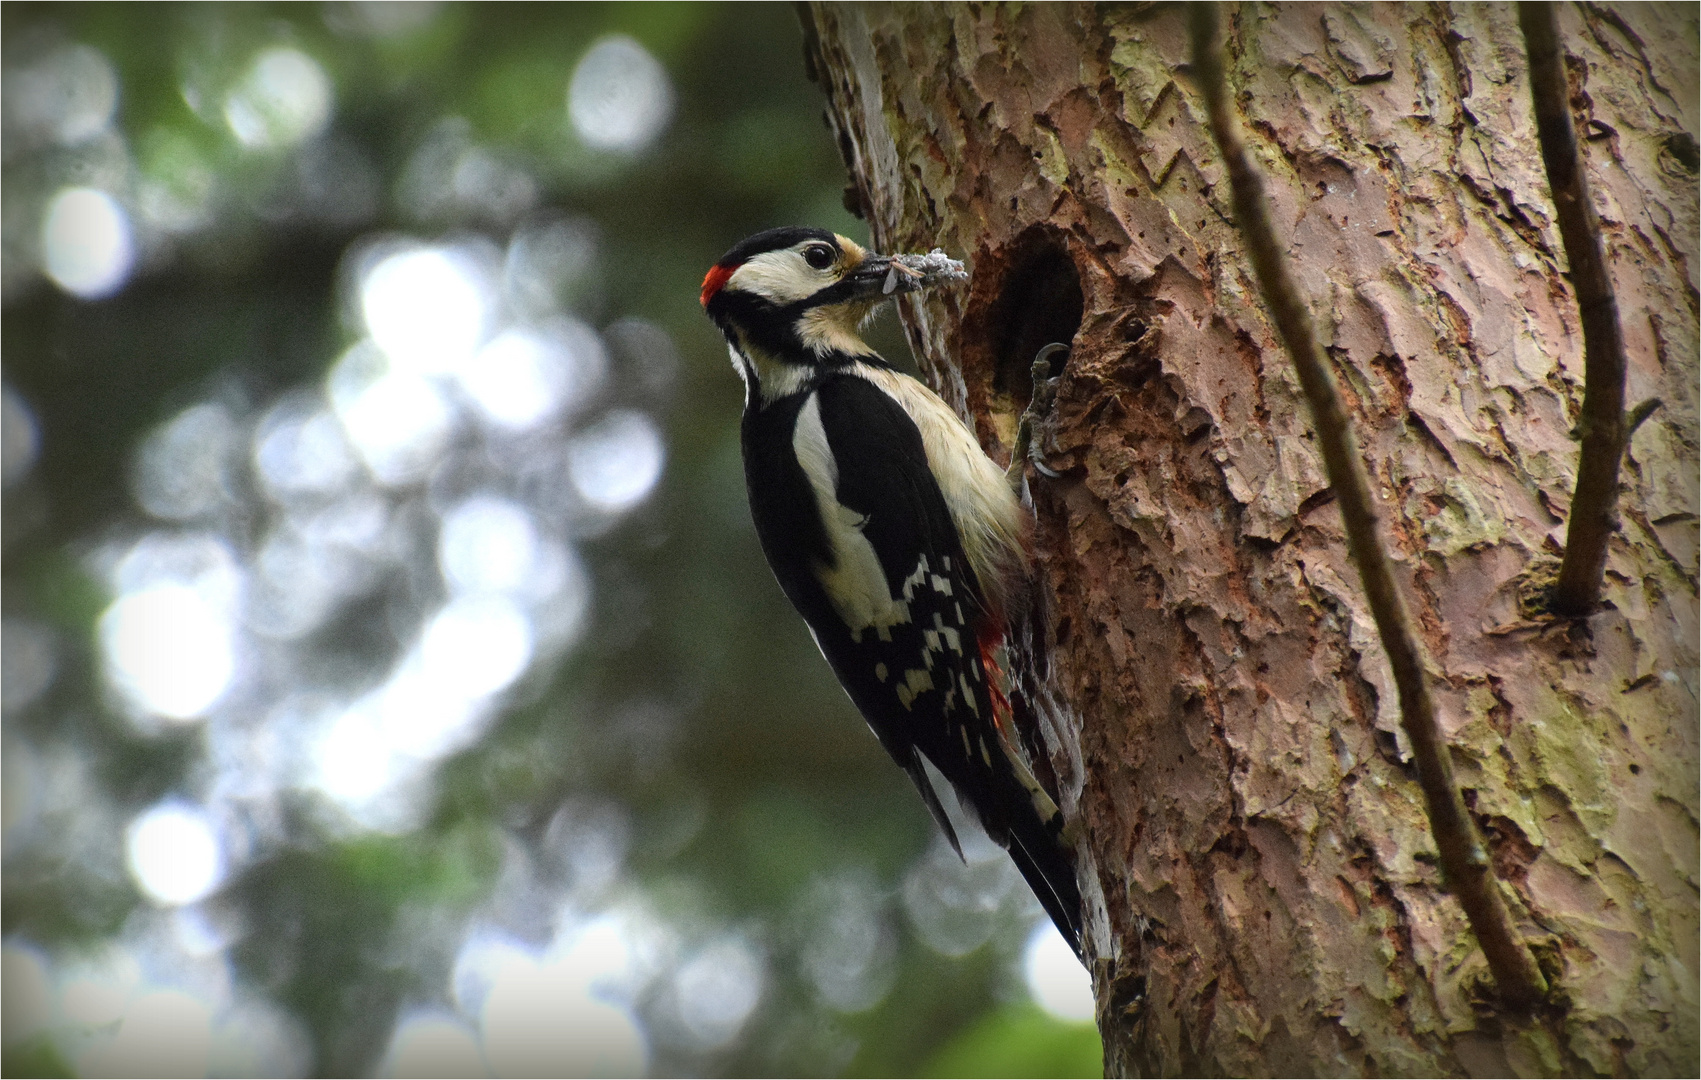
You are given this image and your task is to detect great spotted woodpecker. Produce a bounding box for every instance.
[701,227,1083,957]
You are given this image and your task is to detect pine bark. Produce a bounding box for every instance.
[803,3,1698,1076]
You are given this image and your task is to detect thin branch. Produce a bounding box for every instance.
[1519,2,1631,617]
[1186,4,1549,1008]
[1626,397,1663,437]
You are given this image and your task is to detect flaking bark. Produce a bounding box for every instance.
[1189,1,1547,1009]
[805,2,1698,1075]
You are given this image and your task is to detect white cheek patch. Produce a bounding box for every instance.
[730,249,831,305]
[792,392,912,643]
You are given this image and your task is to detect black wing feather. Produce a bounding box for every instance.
[743,371,1082,955]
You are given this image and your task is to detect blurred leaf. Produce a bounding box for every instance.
[921,1003,1103,1079]
[605,1,714,63]
[10,550,107,633]
[470,52,571,147]
[2,1036,76,1079]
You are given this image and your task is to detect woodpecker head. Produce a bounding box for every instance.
[701,228,950,390]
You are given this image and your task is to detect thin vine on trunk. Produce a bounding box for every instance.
[1189,1,1549,1010]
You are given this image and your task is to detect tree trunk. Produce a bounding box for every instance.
[803,3,1698,1075]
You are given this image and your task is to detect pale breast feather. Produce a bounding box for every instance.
[848,364,1027,618]
[796,306,881,359]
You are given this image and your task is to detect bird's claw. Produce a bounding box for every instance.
[1006,343,1070,491]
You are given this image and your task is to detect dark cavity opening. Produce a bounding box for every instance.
[988,230,1084,412]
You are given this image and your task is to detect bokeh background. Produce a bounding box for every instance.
[0,4,1101,1076]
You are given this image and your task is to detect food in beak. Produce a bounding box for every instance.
[884,248,966,290]
[872,248,969,296]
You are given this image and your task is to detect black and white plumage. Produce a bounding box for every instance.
[701,227,1083,957]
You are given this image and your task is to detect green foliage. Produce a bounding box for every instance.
[3,1036,77,1079]
[922,1004,1103,1079]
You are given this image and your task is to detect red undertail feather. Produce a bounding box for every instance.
[978,628,1015,743]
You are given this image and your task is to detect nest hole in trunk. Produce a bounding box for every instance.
[959,227,1085,456]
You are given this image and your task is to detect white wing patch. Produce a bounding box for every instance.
[892,552,976,715]
[793,392,912,643]
[792,376,1019,722]
[896,667,935,709]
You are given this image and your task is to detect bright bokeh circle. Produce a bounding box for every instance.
[41,186,135,299]
[126,802,224,906]
[1024,922,1095,1023]
[100,583,236,720]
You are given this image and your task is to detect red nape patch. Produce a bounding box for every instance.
[700,263,737,307]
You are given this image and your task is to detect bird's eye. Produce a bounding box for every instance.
[803,244,836,270]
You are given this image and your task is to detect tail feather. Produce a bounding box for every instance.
[905,752,965,861]
[977,631,1082,956]
[1004,813,1085,959]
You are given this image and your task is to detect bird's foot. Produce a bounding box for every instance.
[1006,343,1069,491]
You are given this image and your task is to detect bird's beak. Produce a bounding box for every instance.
[844,253,929,300]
